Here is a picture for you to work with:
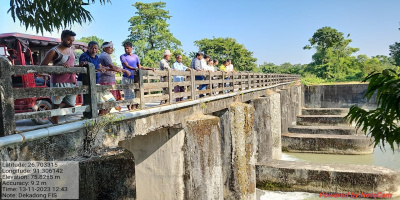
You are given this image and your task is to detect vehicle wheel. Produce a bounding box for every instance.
[31,100,52,125]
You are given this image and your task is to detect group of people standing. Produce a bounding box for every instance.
[190,52,236,97]
[158,51,236,101]
[79,41,154,114]
[40,30,237,124]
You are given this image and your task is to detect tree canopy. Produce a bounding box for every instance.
[125,2,183,68]
[261,26,395,85]
[303,26,360,79]
[194,37,257,71]
[8,0,111,34]
[389,42,400,66]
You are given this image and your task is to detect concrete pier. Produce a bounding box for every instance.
[120,128,185,200]
[228,102,257,200]
[251,90,282,161]
[79,149,136,200]
[183,113,223,200]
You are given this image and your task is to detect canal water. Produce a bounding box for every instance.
[259,144,400,199]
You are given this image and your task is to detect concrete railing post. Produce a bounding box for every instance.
[82,63,98,119]
[221,71,225,93]
[0,57,16,136]
[231,72,235,91]
[190,69,195,100]
[139,70,145,109]
[247,72,251,89]
[168,69,172,104]
[209,71,212,96]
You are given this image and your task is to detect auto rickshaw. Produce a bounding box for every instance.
[0,33,87,124]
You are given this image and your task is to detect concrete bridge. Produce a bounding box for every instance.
[0,56,301,199]
[0,56,399,199]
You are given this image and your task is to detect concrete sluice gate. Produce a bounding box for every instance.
[1,83,399,199]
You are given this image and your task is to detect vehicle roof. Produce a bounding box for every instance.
[0,32,87,50]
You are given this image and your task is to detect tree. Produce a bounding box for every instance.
[303,27,359,79]
[7,0,111,34]
[389,42,400,66]
[193,37,257,71]
[346,69,400,151]
[125,2,182,68]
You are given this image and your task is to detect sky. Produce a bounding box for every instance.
[1,0,400,66]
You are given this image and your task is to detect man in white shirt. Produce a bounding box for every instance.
[172,55,191,101]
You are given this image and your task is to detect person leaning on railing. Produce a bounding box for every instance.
[219,60,235,93]
[120,42,154,110]
[191,52,208,98]
[77,41,107,106]
[98,41,131,115]
[172,55,191,102]
[40,30,78,124]
[159,50,172,104]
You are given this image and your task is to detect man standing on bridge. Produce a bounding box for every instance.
[40,30,78,124]
[191,52,207,98]
[120,42,154,110]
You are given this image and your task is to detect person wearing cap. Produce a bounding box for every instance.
[98,41,131,114]
[159,49,172,71]
[159,50,172,104]
[120,42,154,110]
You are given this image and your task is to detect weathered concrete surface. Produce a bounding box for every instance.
[0,130,85,161]
[304,84,377,109]
[302,108,349,115]
[115,83,295,138]
[277,89,289,134]
[184,113,223,200]
[288,125,360,135]
[281,133,374,155]
[79,149,135,200]
[228,102,257,200]
[296,115,348,126]
[119,128,185,200]
[213,108,232,198]
[256,160,400,197]
[289,84,302,129]
[0,57,16,136]
[277,84,302,134]
[250,90,282,162]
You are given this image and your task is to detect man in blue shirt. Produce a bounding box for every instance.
[78,41,102,84]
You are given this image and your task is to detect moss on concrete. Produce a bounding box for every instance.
[256,180,292,191]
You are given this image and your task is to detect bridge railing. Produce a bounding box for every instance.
[0,57,300,136]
